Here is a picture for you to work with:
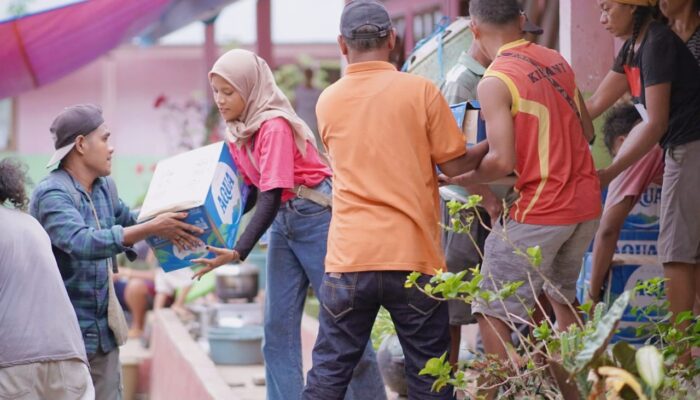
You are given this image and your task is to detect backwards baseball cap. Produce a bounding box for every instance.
[340,0,392,40]
[47,104,104,168]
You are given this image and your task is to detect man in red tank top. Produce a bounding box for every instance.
[445,0,602,375]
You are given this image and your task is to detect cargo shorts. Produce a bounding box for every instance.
[472,218,599,322]
[659,139,700,265]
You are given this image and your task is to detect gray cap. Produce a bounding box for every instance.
[340,0,392,40]
[47,104,104,168]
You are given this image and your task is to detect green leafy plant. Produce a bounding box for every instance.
[411,195,699,399]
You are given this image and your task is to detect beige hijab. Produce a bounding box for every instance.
[209,49,316,156]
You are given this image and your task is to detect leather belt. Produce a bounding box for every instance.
[294,185,332,208]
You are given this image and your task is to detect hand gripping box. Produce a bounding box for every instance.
[137,142,248,272]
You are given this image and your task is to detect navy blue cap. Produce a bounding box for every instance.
[340,1,392,39]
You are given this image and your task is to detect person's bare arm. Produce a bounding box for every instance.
[448,78,516,186]
[598,83,670,187]
[585,70,628,119]
[588,197,635,302]
[438,140,489,177]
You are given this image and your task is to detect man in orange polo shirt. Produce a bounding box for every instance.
[302,1,483,399]
[444,0,601,368]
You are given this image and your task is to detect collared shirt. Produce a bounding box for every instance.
[317,61,466,275]
[440,52,486,105]
[439,52,487,200]
[31,170,136,355]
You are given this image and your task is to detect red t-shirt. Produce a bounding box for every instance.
[486,40,601,225]
[228,117,332,202]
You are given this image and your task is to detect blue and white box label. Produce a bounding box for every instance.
[138,142,248,271]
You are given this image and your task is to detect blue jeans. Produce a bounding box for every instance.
[303,271,453,400]
[264,180,385,400]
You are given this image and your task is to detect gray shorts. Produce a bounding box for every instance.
[441,202,489,325]
[659,139,700,265]
[473,218,599,322]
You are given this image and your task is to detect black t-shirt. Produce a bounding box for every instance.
[613,21,700,149]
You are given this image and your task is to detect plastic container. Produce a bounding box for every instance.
[214,302,263,328]
[207,325,264,365]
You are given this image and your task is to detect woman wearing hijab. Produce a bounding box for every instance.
[191,49,385,400]
[586,0,700,365]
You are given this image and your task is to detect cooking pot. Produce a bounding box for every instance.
[214,263,259,302]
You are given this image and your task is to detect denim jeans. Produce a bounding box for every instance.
[264,179,385,400]
[303,271,453,400]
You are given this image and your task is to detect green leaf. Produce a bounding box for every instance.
[419,353,453,393]
[572,290,630,373]
[466,194,483,209]
[404,272,422,288]
[612,341,638,376]
[578,301,593,316]
[674,310,694,325]
[636,345,664,391]
[533,321,552,341]
[424,283,433,294]
[526,245,543,267]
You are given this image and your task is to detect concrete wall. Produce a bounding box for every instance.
[150,310,235,400]
[559,0,616,93]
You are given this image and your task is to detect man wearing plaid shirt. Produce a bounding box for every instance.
[31,104,203,400]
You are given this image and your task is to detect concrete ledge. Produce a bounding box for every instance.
[150,309,236,400]
[301,313,320,373]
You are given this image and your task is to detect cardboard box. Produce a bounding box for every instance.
[450,100,486,145]
[137,142,248,272]
[577,252,664,346]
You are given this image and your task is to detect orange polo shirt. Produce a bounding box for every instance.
[317,61,466,275]
[486,40,601,225]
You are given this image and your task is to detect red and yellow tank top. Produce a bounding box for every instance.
[485,39,601,225]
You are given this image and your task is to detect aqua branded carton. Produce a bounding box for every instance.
[137,142,248,271]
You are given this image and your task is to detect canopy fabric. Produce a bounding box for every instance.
[0,0,170,100]
[137,0,237,45]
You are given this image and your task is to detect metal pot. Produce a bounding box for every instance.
[377,334,407,397]
[215,263,259,302]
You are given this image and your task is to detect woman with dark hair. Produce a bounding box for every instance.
[0,158,94,399]
[660,0,700,62]
[587,0,700,366]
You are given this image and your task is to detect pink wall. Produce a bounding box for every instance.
[14,42,341,158]
[16,46,205,157]
[559,0,616,93]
